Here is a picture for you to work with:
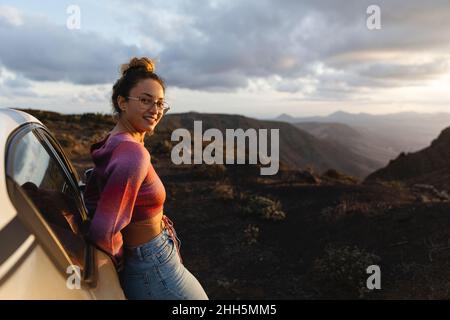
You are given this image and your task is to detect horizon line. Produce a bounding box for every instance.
[4,106,450,120]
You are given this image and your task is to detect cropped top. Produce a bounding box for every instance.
[84,132,166,266]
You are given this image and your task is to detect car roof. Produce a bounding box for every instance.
[0,107,42,128]
[0,108,43,229]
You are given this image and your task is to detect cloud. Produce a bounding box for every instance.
[358,59,449,81]
[2,0,450,100]
[69,86,110,105]
[0,10,142,85]
[0,66,37,98]
[0,5,23,27]
[117,0,450,95]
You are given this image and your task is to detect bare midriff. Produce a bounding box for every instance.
[122,210,165,247]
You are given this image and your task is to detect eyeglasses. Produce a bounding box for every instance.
[127,96,170,114]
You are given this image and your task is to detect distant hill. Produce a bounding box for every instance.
[294,122,400,167]
[276,111,450,156]
[157,112,380,177]
[366,126,450,192]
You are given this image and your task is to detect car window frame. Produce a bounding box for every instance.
[34,127,89,222]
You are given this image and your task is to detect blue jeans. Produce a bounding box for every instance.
[120,218,209,300]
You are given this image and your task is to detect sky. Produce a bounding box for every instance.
[0,0,450,119]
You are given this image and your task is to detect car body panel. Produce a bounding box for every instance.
[0,241,125,299]
[0,108,125,299]
[0,237,92,299]
[90,250,126,299]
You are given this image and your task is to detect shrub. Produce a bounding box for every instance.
[312,245,381,298]
[320,199,392,222]
[57,133,76,148]
[241,194,286,221]
[321,169,359,184]
[80,112,114,125]
[243,224,260,245]
[213,183,235,200]
[373,179,407,190]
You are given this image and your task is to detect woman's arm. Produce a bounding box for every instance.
[88,141,150,264]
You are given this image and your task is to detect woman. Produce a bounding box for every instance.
[84,57,208,300]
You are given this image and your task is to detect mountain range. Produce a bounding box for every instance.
[157,112,380,177]
[275,111,450,174]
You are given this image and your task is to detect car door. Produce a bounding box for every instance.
[4,123,124,299]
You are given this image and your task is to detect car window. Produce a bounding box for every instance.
[8,129,86,270]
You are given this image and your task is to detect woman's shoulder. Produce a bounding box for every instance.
[110,135,151,166]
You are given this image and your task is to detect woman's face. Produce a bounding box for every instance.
[119,79,165,133]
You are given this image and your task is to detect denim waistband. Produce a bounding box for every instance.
[124,215,183,264]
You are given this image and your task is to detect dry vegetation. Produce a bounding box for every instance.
[19,108,450,299]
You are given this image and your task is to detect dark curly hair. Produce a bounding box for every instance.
[111,57,166,117]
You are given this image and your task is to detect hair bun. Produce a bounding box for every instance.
[120,57,155,76]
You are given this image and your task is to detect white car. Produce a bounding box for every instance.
[0,108,125,299]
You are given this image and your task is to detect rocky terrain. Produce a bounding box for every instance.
[366,127,450,195]
[17,108,450,299]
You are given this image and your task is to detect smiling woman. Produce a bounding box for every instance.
[109,57,168,143]
[84,57,209,300]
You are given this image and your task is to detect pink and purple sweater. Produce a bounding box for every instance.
[84,132,166,266]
